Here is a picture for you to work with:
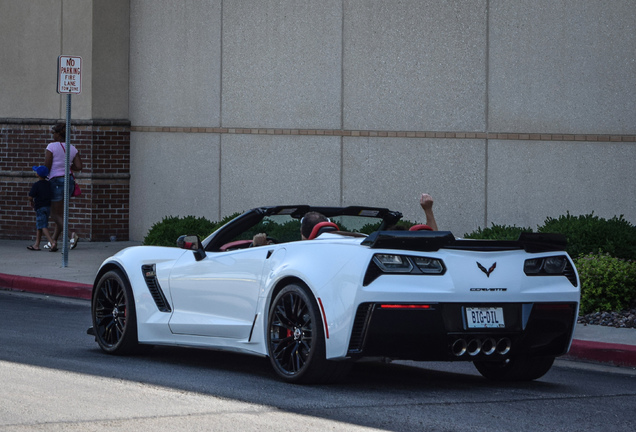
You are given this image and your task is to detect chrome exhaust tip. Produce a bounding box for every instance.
[481,338,496,356]
[496,337,512,355]
[451,339,467,357]
[467,339,482,356]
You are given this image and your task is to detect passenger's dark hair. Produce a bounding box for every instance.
[301,211,328,239]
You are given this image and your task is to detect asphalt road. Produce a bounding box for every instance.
[1,290,635,431]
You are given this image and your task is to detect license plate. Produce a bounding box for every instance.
[465,307,505,328]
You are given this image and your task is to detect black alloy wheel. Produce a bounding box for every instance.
[92,269,139,354]
[267,283,350,384]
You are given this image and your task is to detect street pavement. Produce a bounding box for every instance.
[1,239,635,369]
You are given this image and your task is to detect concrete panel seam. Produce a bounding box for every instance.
[129,126,636,143]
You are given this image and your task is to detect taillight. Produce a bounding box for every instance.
[524,255,578,287]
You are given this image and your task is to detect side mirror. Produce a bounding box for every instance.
[177,235,206,261]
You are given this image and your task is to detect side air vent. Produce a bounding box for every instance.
[347,303,374,354]
[141,264,172,312]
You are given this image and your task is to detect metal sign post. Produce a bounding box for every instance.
[56,56,82,267]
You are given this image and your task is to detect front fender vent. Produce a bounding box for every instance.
[141,264,172,312]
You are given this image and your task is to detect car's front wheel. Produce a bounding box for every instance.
[474,355,555,381]
[267,283,350,384]
[92,269,140,354]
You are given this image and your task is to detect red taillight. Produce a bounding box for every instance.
[379,304,432,309]
[534,303,574,311]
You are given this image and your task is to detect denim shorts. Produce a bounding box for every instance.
[49,176,75,202]
[35,206,51,230]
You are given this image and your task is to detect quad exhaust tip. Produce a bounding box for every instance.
[451,337,511,357]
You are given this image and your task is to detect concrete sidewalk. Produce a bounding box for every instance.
[0,239,140,299]
[1,239,635,369]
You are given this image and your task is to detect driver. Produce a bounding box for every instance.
[251,232,275,246]
[300,211,329,240]
[252,211,328,246]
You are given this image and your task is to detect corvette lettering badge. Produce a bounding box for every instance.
[470,288,507,292]
[477,262,496,277]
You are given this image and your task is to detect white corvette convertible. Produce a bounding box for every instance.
[89,205,580,383]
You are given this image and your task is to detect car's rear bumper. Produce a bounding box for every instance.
[347,302,578,361]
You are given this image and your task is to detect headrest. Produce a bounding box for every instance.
[308,221,340,240]
[409,224,433,231]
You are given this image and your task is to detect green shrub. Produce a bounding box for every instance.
[574,252,636,314]
[538,212,636,260]
[143,215,217,247]
[464,223,533,240]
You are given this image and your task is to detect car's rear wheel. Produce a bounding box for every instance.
[267,283,350,384]
[92,269,140,354]
[474,356,555,381]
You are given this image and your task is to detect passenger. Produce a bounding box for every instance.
[251,233,276,247]
[387,193,439,231]
[419,193,438,231]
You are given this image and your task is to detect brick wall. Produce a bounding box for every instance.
[0,120,130,242]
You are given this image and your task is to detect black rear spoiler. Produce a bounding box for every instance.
[361,231,567,253]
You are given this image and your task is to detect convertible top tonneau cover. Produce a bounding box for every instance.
[361,231,567,253]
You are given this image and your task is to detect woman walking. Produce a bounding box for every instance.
[44,123,83,251]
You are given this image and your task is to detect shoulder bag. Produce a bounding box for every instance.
[60,143,81,197]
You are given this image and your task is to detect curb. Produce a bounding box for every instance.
[566,339,636,368]
[0,273,92,300]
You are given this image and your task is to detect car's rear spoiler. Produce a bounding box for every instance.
[361,231,567,253]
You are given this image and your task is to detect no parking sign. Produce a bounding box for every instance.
[57,55,82,94]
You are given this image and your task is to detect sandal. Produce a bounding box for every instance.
[70,233,79,250]
[27,245,41,251]
[43,242,51,249]
[50,243,58,252]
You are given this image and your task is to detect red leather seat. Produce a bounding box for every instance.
[409,224,433,231]
[220,239,254,251]
[308,221,340,240]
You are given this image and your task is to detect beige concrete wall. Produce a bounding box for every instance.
[343,0,487,131]
[342,137,487,236]
[0,0,128,120]
[125,0,635,240]
[220,134,342,213]
[92,0,129,119]
[487,139,636,229]
[222,0,343,129]
[129,131,221,239]
[489,0,636,134]
[2,0,634,241]
[0,0,64,118]
[129,0,222,126]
